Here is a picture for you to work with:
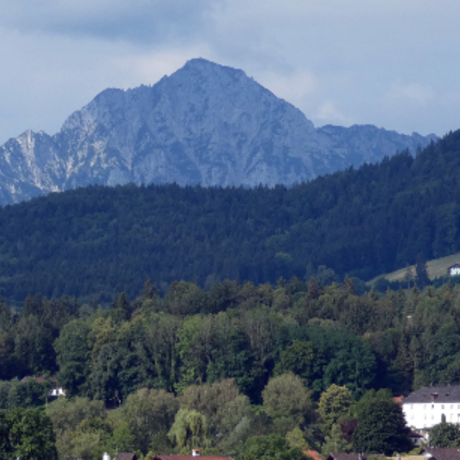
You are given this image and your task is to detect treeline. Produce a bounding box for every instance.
[1,131,460,300]
[5,277,460,458]
[0,380,414,459]
[3,277,460,403]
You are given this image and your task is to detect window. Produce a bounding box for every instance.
[442,405,445,409]
[432,404,435,409]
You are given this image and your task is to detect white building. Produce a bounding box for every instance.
[402,386,460,429]
[49,387,66,397]
[448,264,460,276]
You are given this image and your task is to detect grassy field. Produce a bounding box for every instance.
[369,252,460,284]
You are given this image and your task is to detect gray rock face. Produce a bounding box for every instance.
[0,58,437,204]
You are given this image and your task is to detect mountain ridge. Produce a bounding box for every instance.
[0,58,437,205]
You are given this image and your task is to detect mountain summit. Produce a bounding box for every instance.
[0,58,436,204]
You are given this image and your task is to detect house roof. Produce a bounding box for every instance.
[21,375,57,384]
[448,264,460,270]
[423,447,460,460]
[304,450,322,460]
[153,455,232,460]
[403,386,460,404]
[409,430,424,439]
[326,454,384,460]
[116,453,137,460]
[389,457,425,460]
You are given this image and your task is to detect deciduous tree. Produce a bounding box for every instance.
[352,399,412,455]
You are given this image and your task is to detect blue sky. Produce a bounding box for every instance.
[0,0,458,144]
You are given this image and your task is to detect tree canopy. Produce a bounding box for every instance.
[352,399,412,455]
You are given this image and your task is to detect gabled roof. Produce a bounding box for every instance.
[153,455,232,460]
[403,386,460,404]
[304,450,322,460]
[409,429,424,439]
[423,447,460,460]
[116,453,137,460]
[448,264,460,270]
[21,375,57,383]
[326,454,385,460]
[389,457,425,460]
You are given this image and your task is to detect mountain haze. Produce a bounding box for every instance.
[0,58,436,205]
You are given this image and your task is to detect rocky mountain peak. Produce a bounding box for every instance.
[0,59,437,205]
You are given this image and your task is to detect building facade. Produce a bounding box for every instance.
[402,386,460,429]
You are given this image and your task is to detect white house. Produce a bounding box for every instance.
[402,386,460,429]
[49,387,66,397]
[448,264,460,276]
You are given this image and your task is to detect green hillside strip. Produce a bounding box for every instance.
[370,251,460,283]
[0,130,458,301]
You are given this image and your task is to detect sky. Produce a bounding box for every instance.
[0,0,459,145]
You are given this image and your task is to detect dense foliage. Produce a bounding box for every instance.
[3,277,460,407]
[6,273,459,457]
[242,434,306,460]
[430,420,460,447]
[0,131,460,300]
[0,407,57,460]
[352,399,412,455]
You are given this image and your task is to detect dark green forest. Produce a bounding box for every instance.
[0,130,460,301]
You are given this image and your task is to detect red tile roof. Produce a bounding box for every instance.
[326,454,385,460]
[304,450,322,460]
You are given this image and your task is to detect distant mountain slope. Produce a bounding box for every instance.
[369,252,460,285]
[0,58,436,205]
[0,130,459,301]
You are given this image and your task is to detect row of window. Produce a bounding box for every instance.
[406,404,460,409]
[409,414,460,420]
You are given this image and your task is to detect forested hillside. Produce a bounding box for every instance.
[1,278,459,457]
[0,130,459,301]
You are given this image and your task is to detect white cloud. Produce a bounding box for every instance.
[386,82,435,107]
[257,70,318,104]
[316,100,352,127]
[112,45,215,88]
[0,27,212,142]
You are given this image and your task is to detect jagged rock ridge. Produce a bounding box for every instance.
[0,58,437,205]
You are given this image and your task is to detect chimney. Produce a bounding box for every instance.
[192,450,201,457]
